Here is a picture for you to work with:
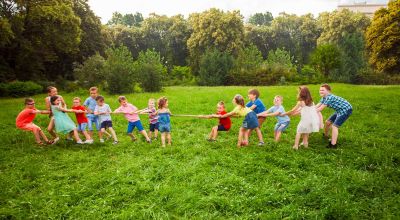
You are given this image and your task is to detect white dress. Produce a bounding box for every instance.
[297,104,320,134]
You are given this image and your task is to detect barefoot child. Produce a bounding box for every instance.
[114,96,151,143]
[282,86,320,150]
[72,97,93,144]
[316,84,352,149]
[246,89,266,143]
[50,96,85,144]
[94,95,118,144]
[257,95,290,142]
[45,86,66,143]
[157,97,172,147]
[16,98,54,146]
[202,101,232,142]
[219,94,264,147]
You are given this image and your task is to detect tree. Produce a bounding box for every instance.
[244,25,275,59]
[310,44,341,77]
[103,46,135,94]
[197,49,234,86]
[248,12,273,26]
[187,8,245,74]
[73,53,105,88]
[338,32,367,82]
[107,11,143,27]
[365,0,400,75]
[135,50,167,92]
[229,45,264,85]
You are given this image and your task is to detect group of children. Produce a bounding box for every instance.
[16,84,352,149]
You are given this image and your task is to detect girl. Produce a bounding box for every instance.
[219,94,264,148]
[50,95,85,144]
[137,98,159,140]
[157,97,172,147]
[45,86,66,143]
[282,86,320,150]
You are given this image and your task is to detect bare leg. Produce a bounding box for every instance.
[331,126,339,145]
[255,127,263,142]
[154,129,158,139]
[161,133,166,147]
[324,120,332,137]
[209,126,218,140]
[47,118,57,139]
[39,130,50,142]
[128,133,136,141]
[82,130,91,141]
[140,130,151,141]
[167,132,171,145]
[212,126,219,140]
[149,131,153,139]
[303,134,309,148]
[108,127,118,141]
[72,129,82,142]
[33,129,42,143]
[318,112,324,129]
[237,128,244,147]
[242,128,249,146]
[275,131,282,142]
[99,128,104,140]
[293,133,301,150]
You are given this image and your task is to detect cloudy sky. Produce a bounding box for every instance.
[88,0,339,23]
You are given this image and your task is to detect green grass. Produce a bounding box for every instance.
[1,84,400,219]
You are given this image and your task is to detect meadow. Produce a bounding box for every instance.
[0,84,399,219]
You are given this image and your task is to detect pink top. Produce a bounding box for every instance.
[115,103,140,122]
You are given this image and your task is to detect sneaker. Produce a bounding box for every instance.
[84,139,94,144]
[326,143,337,149]
[76,140,84,144]
[53,137,60,144]
[100,138,105,143]
[258,141,265,146]
[113,141,119,145]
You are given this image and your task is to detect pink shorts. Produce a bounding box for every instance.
[17,123,41,132]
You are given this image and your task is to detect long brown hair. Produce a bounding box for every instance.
[158,97,168,109]
[234,94,245,107]
[297,86,313,106]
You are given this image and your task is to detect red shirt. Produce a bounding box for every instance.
[16,108,36,127]
[218,111,231,130]
[72,105,88,124]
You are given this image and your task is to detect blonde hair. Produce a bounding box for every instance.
[274,95,283,101]
[73,97,81,101]
[89,87,98,92]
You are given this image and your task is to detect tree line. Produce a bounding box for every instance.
[0,0,399,94]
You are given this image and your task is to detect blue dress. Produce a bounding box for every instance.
[158,112,171,133]
[51,105,76,134]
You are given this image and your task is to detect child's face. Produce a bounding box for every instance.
[73,99,81,107]
[54,97,61,105]
[49,88,58,96]
[26,101,35,109]
[248,93,256,101]
[148,100,155,108]
[96,100,104,106]
[120,100,128,107]
[232,98,237,105]
[319,87,329,97]
[164,101,168,108]
[274,97,282,106]
[217,104,225,113]
[90,90,98,98]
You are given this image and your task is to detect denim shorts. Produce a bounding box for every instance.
[328,109,352,127]
[77,123,88,132]
[100,120,113,129]
[87,115,100,131]
[274,121,290,132]
[127,120,144,133]
[242,111,259,129]
[149,122,159,132]
[159,123,171,133]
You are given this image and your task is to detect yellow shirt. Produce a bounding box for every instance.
[232,105,252,117]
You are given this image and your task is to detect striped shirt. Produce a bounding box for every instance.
[320,94,352,116]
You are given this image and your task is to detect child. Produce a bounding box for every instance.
[219,94,264,147]
[83,87,111,139]
[137,98,159,140]
[94,95,118,144]
[202,101,232,142]
[257,95,290,142]
[16,98,54,146]
[157,97,172,147]
[50,96,85,144]
[282,86,320,150]
[45,86,66,143]
[114,96,151,143]
[72,97,93,144]
[246,89,266,142]
[316,84,352,149]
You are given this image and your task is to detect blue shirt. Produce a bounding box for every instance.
[266,105,290,123]
[84,97,97,116]
[246,98,266,114]
[320,94,352,116]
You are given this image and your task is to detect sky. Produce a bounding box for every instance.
[88,0,340,24]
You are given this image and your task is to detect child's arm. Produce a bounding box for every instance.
[33,110,51,114]
[257,110,279,117]
[219,111,235,118]
[281,102,301,116]
[60,96,67,108]
[316,104,327,112]
[57,106,84,113]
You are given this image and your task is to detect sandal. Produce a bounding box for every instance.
[46,140,55,145]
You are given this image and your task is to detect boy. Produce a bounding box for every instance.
[94,95,118,144]
[84,87,111,139]
[72,97,93,144]
[246,89,266,145]
[316,84,352,149]
[114,96,151,143]
[202,101,232,142]
[257,95,290,142]
[16,98,54,145]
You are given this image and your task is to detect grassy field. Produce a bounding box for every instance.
[0,84,399,219]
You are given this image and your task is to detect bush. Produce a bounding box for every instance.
[0,81,43,97]
[197,49,234,86]
[135,50,167,92]
[73,53,106,89]
[165,66,195,86]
